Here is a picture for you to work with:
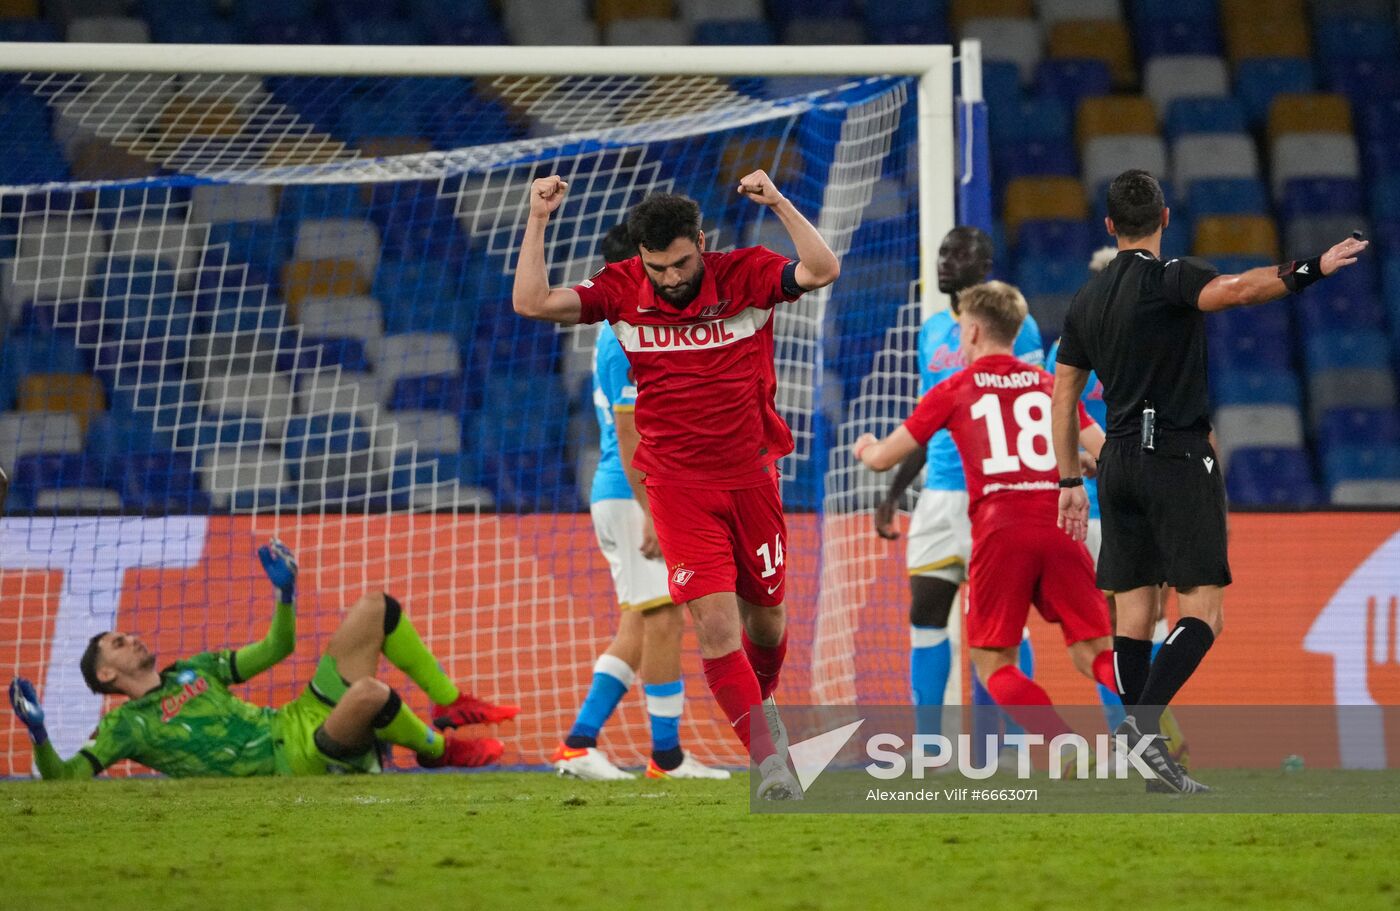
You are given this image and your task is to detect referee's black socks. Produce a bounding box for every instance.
[1112,636,1153,706]
[1134,618,1216,735]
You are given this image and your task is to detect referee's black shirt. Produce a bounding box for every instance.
[1056,249,1220,439]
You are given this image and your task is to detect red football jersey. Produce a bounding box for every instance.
[574,246,802,486]
[903,353,1092,530]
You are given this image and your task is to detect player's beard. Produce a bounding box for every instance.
[651,261,706,306]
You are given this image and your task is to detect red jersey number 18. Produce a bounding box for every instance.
[968,390,1055,475]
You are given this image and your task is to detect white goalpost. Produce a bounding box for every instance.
[0,40,962,775]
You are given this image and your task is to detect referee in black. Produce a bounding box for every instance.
[1050,169,1368,793]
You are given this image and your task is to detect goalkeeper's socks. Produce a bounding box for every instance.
[742,629,787,700]
[373,688,444,759]
[381,594,458,706]
[984,665,1074,741]
[1112,636,1153,707]
[645,678,684,772]
[1135,618,1215,735]
[910,625,950,736]
[565,654,634,749]
[702,648,775,763]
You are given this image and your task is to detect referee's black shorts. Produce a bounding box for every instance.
[1096,432,1232,592]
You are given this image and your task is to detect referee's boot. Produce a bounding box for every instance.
[1115,715,1210,795]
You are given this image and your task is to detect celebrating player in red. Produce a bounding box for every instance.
[512,172,840,799]
[854,282,1116,748]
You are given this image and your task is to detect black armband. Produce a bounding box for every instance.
[1278,255,1324,293]
[1058,477,1084,489]
[781,260,805,298]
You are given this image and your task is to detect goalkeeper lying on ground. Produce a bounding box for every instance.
[8,540,519,779]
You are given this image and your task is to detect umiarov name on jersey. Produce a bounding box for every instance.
[972,370,1040,389]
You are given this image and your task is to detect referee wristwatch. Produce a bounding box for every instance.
[1058,477,1084,489]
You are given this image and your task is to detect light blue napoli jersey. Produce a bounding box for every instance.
[590,323,638,504]
[1049,338,1105,519]
[917,309,1045,491]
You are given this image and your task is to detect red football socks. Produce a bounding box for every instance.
[742,629,787,700]
[1091,649,1117,691]
[702,648,776,762]
[985,665,1075,740]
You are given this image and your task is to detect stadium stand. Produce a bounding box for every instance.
[1,0,1399,510]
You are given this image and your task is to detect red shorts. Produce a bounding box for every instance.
[647,474,787,607]
[965,518,1110,650]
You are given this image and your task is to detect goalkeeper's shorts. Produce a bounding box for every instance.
[272,654,382,776]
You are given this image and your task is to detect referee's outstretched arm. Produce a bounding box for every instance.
[1194,234,1369,312]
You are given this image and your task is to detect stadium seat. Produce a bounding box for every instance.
[197,445,293,511]
[1032,59,1112,111]
[112,450,208,513]
[1294,286,1387,337]
[1131,0,1214,23]
[692,19,776,43]
[1271,134,1360,199]
[1002,177,1087,237]
[961,18,1042,83]
[1037,0,1119,26]
[1171,134,1260,195]
[1330,478,1400,506]
[677,0,762,21]
[1207,325,1292,372]
[1323,443,1400,487]
[387,374,467,413]
[376,333,462,403]
[1164,97,1248,141]
[8,452,102,508]
[1316,16,1400,60]
[1324,57,1400,114]
[281,259,370,315]
[1026,294,1073,343]
[0,0,40,15]
[1308,369,1398,426]
[1234,57,1315,126]
[1267,93,1353,144]
[1014,256,1084,297]
[296,295,384,362]
[1135,16,1222,59]
[0,412,85,475]
[1225,446,1321,506]
[593,0,674,26]
[66,15,150,42]
[1225,19,1311,63]
[1187,177,1269,217]
[1048,21,1135,88]
[337,20,426,45]
[1143,56,1230,114]
[950,0,1031,31]
[1306,329,1392,372]
[993,139,1078,181]
[1279,177,1364,221]
[378,411,463,462]
[108,217,205,287]
[606,17,692,44]
[1193,215,1280,259]
[1082,136,1168,200]
[201,373,295,442]
[1316,407,1400,459]
[1285,215,1371,263]
[1212,368,1303,407]
[1076,96,1156,148]
[1309,0,1391,21]
[1016,220,1096,260]
[990,97,1071,144]
[292,220,381,293]
[283,412,375,505]
[18,374,106,434]
[296,368,379,419]
[2,214,108,312]
[1212,405,1305,466]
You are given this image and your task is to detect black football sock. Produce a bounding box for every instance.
[652,746,684,772]
[1135,618,1215,735]
[1112,636,1153,708]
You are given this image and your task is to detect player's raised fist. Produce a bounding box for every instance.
[737,169,784,207]
[529,175,570,219]
[1320,234,1369,276]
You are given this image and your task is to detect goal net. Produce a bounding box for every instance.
[0,45,956,775]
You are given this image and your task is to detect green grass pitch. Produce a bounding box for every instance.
[3,772,1398,911]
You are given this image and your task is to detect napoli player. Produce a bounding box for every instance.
[513,172,840,800]
[872,227,1043,733]
[855,282,1117,746]
[554,225,727,782]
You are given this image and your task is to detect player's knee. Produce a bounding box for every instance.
[347,676,391,710]
[349,591,388,625]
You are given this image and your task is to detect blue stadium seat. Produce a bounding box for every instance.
[85,410,176,466]
[236,0,316,26]
[1363,137,1400,179]
[1016,220,1096,260]
[113,451,209,513]
[408,0,496,25]
[1304,330,1393,373]
[1371,173,1400,222]
[1359,96,1400,143]
[766,0,857,27]
[140,0,219,19]
[1325,58,1400,112]
[865,0,944,27]
[1226,447,1321,506]
[278,184,368,224]
[1324,443,1400,485]
[981,62,1023,116]
[1213,369,1303,407]
[1207,328,1292,372]
[1317,18,1400,61]
[0,330,86,412]
[1279,178,1364,221]
[388,374,468,413]
[93,256,179,301]
[869,21,948,44]
[1131,0,1216,23]
[250,20,332,44]
[1295,287,1387,336]
[205,222,290,273]
[1135,17,1222,59]
[1015,256,1087,297]
[290,337,371,374]
[1210,300,1291,337]
[990,97,1072,145]
[1032,60,1113,110]
[337,19,426,45]
[1164,97,1247,141]
[1235,58,1315,126]
[1187,178,1269,218]
[1317,407,1400,458]
[10,453,102,504]
[693,20,777,45]
[0,20,58,42]
[994,140,1077,182]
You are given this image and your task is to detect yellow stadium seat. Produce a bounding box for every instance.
[1076,96,1157,148]
[1226,19,1310,62]
[1003,177,1088,237]
[18,374,106,433]
[1193,215,1280,260]
[1222,0,1304,25]
[1268,93,1352,144]
[594,0,673,27]
[1049,21,1136,88]
[70,140,156,182]
[281,259,369,317]
[0,0,39,17]
[719,137,804,188]
[951,0,1033,31]
[358,136,436,158]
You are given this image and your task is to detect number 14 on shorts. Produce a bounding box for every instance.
[757,535,784,593]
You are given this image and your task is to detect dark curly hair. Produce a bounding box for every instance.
[1106,169,1166,240]
[628,193,701,252]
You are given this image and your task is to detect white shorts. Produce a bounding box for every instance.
[905,488,972,584]
[590,498,672,612]
[1086,518,1102,568]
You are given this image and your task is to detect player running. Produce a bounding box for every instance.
[512,172,840,800]
[554,224,728,782]
[855,282,1118,750]
[8,540,517,779]
[872,226,1043,732]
